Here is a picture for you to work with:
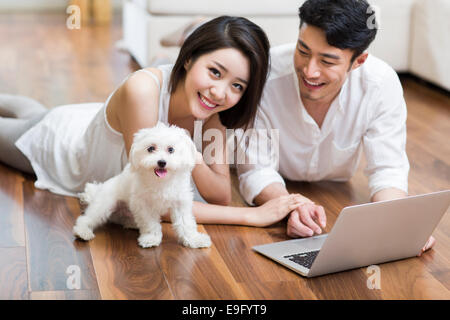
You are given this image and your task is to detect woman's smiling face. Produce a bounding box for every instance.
[183,47,250,120]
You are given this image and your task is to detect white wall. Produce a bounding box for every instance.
[0,0,123,12]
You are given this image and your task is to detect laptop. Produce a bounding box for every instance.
[253,190,450,277]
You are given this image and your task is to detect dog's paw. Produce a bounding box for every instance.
[138,233,162,248]
[180,232,211,248]
[73,224,95,241]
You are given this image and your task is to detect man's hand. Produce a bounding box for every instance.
[287,202,327,238]
[418,235,436,256]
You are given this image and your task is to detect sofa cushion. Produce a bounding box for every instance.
[367,0,415,72]
[409,0,450,90]
[132,0,303,16]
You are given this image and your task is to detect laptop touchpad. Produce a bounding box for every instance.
[281,234,327,256]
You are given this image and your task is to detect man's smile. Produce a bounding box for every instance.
[302,76,326,90]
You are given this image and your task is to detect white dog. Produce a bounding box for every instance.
[73,123,211,249]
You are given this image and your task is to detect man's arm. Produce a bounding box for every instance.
[253,182,290,205]
[371,187,407,202]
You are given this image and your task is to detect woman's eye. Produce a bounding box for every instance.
[147,146,155,153]
[233,83,244,91]
[167,147,174,153]
[209,67,221,78]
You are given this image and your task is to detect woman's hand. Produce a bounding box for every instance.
[245,194,309,227]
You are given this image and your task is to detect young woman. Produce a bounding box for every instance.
[0,16,305,227]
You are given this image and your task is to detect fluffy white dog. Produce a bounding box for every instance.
[73,123,211,249]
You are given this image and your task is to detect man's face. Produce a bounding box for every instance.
[294,23,365,106]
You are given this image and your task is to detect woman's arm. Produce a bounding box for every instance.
[107,69,162,156]
[192,113,232,205]
[161,195,306,227]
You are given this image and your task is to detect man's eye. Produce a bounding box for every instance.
[209,68,221,77]
[167,147,174,153]
[147,146,155,153]
[322,60,334,65]
[298,49,309,56]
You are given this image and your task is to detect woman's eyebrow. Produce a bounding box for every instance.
[212,60,248,84]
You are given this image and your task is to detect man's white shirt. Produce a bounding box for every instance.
[237,43,409,205]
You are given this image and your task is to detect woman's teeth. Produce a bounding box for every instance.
[199,94,217,108]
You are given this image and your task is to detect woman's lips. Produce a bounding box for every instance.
[198,93,218,110]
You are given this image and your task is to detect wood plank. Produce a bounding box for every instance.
[0,164,25,247]
[305,268,384,300]
[30,290,100,300]
[0,247,29,299]
[237,280,318,300]
[22,181,99,294]
[420,213,450,291]
[377,257,450,299]
[158,224,248,299]
[206,224,300,283]
[86,222,174,300]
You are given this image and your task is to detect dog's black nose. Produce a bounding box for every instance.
[157,160,166,168]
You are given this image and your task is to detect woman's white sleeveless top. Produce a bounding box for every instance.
[15,65,175,197]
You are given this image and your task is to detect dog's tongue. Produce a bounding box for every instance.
[154,168,167,178]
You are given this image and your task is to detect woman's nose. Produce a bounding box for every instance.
[209,84,226,102]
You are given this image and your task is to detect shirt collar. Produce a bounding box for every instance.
[338,77,349,114]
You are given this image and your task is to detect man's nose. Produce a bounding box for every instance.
[303,59,321,78]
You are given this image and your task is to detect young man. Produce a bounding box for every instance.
[237,0,435,253]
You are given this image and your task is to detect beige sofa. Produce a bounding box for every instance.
[122,0,450,91]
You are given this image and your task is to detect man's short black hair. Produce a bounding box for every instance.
[298,0,378,62]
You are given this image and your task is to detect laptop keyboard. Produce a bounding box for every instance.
[284,250,320,269]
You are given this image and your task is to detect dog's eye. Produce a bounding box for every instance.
[147,146,155,153]
[167,147,174,154]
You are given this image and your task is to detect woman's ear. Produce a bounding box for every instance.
[184,58,192,71]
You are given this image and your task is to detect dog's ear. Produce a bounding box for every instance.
[129,139,142,170]
[180,131,197,168]
[133,127,153,143]
[130,128,153,169]
[155,121,168,130]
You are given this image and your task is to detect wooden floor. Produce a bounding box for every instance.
[0,13,449,300]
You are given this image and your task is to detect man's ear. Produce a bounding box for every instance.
[350,52,369,71]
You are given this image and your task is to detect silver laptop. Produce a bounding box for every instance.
[253,190,450,277]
